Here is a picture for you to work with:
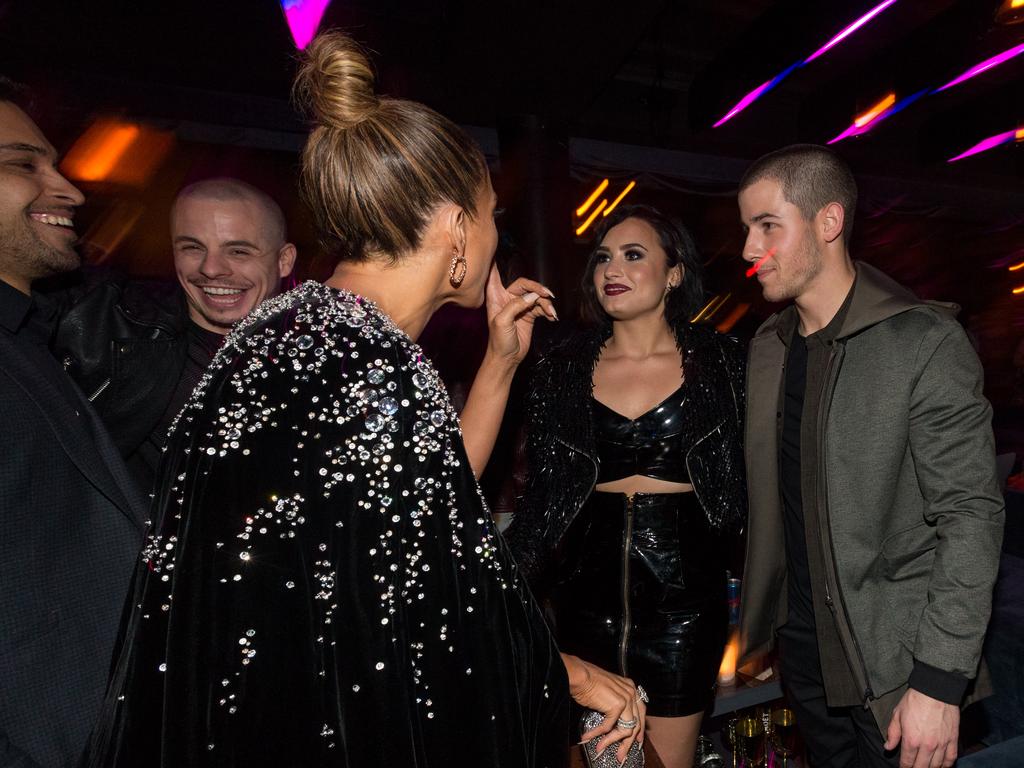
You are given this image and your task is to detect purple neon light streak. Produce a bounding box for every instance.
[804,0,900,64]
[282,0,332,50]
[948,130,1019,163]
[713,1,900,127]
[713,81,773,128]
[935,43,1024,92]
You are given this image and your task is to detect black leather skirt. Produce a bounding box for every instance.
[550,491,728,718]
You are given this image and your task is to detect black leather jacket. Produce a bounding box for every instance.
[505,321,748,594]
[51,276,189,460]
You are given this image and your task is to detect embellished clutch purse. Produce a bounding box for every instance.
[580,710,645,768]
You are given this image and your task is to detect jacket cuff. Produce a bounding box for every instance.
[908,659,969,705]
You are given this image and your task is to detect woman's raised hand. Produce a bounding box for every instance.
[484,264,557,366]
[563,653,646,764]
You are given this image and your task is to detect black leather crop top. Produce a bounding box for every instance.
[592,385,694,484]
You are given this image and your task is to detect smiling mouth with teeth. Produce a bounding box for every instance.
[29,212,75,228]
[200,286,245,296]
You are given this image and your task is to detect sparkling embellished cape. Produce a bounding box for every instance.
[88,282,568,767]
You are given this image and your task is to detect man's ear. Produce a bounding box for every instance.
[278,243,298,279]
[820,202,845,245]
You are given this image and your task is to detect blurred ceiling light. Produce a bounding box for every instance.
[603,181,637,217]
[854,93,896,127]
[827,90,927,144]
[935,43,1024,92]
[1009,260,1024,271]
[1013,285,1024,295]
[804,0,900,63]
[281,0,332,50]
[996,0,1024,24]
[576,179,609,217]
[61,120,173,186]
[575,199,608,237]
[691,293,730,324]
[716,302,751,334]
[713,0,899,127]
[947,127,1023,162]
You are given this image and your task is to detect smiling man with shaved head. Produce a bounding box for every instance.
[0,76,146,768]
[54,178,296,492]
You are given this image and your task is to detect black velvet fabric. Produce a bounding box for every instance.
[87,282,568,768]
[551,492,727,717]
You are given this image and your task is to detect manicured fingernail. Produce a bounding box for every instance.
[545,288,555,298]
[522,291,539,304]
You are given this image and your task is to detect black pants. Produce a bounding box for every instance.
[779,628,900,768]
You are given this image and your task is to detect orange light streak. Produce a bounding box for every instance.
[576,179,609,218]
[575,199,608,236]
[1013,0,1024,9]
[603,180,637,217]
[718,629,739,684]
[1013,285,1024,295]
[73,125,139,181]
[854,93,896,128]
[1008,260,1024,271]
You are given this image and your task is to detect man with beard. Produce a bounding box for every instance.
[54,178,296,492]
[0,78,146,767]
[737,144,1003,768]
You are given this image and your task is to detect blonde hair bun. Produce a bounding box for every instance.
[294,31,380,130]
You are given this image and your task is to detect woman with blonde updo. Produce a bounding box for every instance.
[86,31,619,767]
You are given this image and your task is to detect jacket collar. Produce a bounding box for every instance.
[117,278,189,334]
[754,261,958,345]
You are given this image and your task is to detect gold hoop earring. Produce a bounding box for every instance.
[449,252,468,287]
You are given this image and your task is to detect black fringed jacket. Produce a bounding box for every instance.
[505,321,748,594]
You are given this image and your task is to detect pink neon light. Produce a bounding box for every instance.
[935,43,1024,92]
[282,0,332,50]
[713,80,773,128]
[804,0,900,63]
[948,129,1018,162]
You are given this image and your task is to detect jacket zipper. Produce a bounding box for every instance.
[618,494,635,676]
[816,343,874,702]
[88,378,112,402]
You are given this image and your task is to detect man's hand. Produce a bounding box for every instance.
[884,688,959,768]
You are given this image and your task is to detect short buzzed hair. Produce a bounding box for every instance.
[739,144,858,244]
[173,178,288,247]
[0,76,30,109]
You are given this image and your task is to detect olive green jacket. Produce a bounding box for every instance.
[739,262,1004,728]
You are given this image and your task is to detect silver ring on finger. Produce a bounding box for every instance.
[635,685,649,704]
[615,717,639,730]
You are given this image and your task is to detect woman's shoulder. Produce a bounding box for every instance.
[677,322,746,366]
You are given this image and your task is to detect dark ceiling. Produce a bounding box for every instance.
[2,0,1020,183]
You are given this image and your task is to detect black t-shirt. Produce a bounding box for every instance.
[780,333,814,628]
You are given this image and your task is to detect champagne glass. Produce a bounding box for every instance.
[770,708,799,767]
[734,714,767,767]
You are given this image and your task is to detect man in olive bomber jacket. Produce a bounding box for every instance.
[736,145,1004,768]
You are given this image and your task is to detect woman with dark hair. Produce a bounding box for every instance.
[506,205,747,767]
[85,31,637,768]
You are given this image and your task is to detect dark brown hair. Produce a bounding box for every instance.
[739,144,857,244]
[580,204,705,327]
[0,76,30,109]
[293,32,488,262]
